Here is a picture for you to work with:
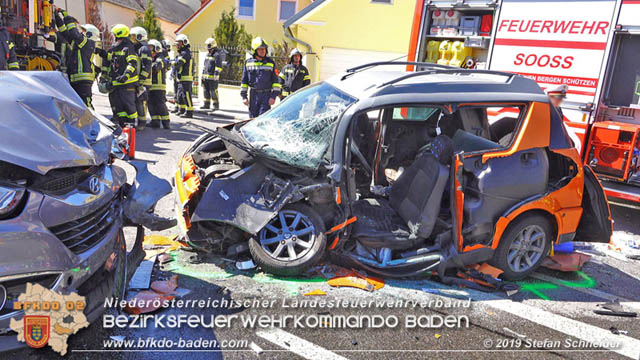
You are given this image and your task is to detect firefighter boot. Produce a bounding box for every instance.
[149,120,161,128]
[161,120,171,129]
[200,101,210,110]
[182,111,193,119]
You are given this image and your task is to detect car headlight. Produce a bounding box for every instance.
[0,184,27,219]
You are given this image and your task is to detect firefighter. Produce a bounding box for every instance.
[241,37,281,118]
[546,84,568,118]
[0,23,18,70]
[105,24,139,127]
[279,48,311,99]
[201,38,224,111]
[54,9,96,108]
[161,39,171,67]
[147,39,170,130]
[130,27,152,130]
[174,34,194,118]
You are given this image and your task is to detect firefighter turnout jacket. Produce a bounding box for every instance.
[135,41,153,87]
[203,48,224,81]
[176,44,193,82]
[279,63,311,97]
[105,38,139,86]
[56,13,95,83]
[0,27,18,70]
[240,55,281,99]
[151,53,167,91]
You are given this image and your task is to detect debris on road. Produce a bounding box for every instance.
[594,300,638,317]
[236,259,257,270]
[328,272,385,292]
[143,234,184,251]
[128,257,156,289]
[434,334,441,339]
[610,327,629,335]
[124,291,175,315]
[541,253,591,272]
[151,275,179,294]
[303,289,327,296]
[503,327,527,339]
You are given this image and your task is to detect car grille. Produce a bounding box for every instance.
[49,199,118,254]
[35,165,103,195]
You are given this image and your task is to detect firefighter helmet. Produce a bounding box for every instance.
[130,27,148,42]
[251,37,267,52]
[81,24,100,42]
[289,48,303,61]
[161,39,171,50]
[176,34,189,45]
[148,39,162,53]
[111,24,130,39]
[205,38,217,50]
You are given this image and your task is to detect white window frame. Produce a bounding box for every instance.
[236,0,256,20]
[371,0,394,4]
[277,0,298,23]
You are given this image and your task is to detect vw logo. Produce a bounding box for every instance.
[0,285,6,313]
[88,176,101,194]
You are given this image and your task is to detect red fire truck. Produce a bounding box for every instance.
[1,0,61,70]
[407,0,640,205]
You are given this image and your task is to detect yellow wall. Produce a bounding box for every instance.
[292,0,415,81]
[178,0,312,49]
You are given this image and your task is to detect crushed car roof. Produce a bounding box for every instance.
[326,64,549,105]
[0,72,113,174]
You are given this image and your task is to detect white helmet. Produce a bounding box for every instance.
[176,34,189,45]
[161,39,171,49]
[205,37,217,49]
[130,26,148,42]
[81,24,100,42]
[148,39,162,52]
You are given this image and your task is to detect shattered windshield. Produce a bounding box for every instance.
[241,83,356,169]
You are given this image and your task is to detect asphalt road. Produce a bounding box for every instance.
[7,89,640,360]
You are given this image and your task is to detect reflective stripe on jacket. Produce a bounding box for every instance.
[240,55,281,100]
[177,45,193,82]
[58,17,95,83]
[279,63,311,96]
[150,54,167,91]
[106,38,139,86]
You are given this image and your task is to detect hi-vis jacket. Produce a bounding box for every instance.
[151,53,167,92]
[105,38,139,86]
[279,63,311,96]
[176,45,194,82]
[202,48,224,81]
[240,55,281,99]
[135,41,153,87]
[58,16,95,83]
[0,27,18,70]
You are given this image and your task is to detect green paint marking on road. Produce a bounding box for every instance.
[519,271,597,300]
[517,281,558,300]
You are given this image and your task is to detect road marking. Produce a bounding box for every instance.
[480,298,640,359]
[531,272,636,304]
[256,328,349,360]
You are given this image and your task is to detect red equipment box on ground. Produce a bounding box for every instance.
[586,121,640,182]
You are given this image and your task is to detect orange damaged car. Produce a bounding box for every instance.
[174,62,613,280]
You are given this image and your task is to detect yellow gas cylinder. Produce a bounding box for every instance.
[449,41,471,67]
[426,40,441,63]
[436,40,452,65]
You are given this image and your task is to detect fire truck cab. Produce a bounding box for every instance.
[408,0,640,205]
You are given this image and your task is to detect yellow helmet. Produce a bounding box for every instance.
[111,24,130,39]
[251,37,267,52]
[205,38,217,49]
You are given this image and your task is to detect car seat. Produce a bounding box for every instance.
[350,135,454,249]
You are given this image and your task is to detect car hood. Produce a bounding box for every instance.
[0,71,113,175]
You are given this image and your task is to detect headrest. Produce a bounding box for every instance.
[430,135,454,165]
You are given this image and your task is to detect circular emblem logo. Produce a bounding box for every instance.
[88,176,101,194]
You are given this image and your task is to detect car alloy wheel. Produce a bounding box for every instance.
[259,210,316,261]
[507,224,546,273]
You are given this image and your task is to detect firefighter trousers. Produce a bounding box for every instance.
[135,86,150,127]
[202,79,219,107]
[177,81,194,112]
[249,89,272,118]
[148,90,170,125]
[109,85,138,127]
[71,81,94,109]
